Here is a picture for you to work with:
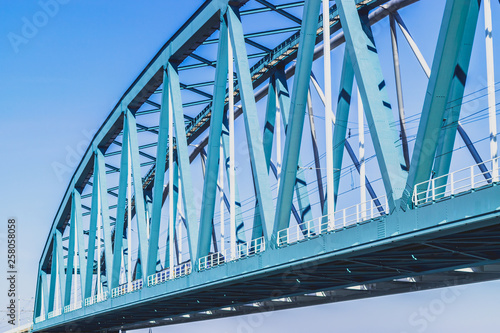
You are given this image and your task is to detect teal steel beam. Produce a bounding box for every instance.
[197,15,229,260]
[273,0,321,237]
[402,0,479,208]
[147,68,170,277]
[165,160,179,269]
[203,26,301,44]
[48,236,57,312]
[64,210,76,306]
[95,149,114,287]
[252,74,278,240]
[221,118,246,244]
[255,0,302,24]
[34,271,48,318]
[85,163,99,297]
[48,230,65,311]
[126,109,150,278]
[111,113,130,289]
[336,0,407,210]
[227,5,275,242]
[71,189,87,300]
[331,50,355,208]
[275,68,313,225]
[166,62,199,264]
[307,91,325,211]
[431,0,481,196]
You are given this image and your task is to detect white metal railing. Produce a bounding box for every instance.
[111,279,143,298]
[237,236,265,258]
[147,262,192,287]
[413,158,499,206]
[47,308,62,319]
[277,196,388,247]
[63,301,82,313]
[198,237,266,271]
[199,249,229,271]
[34,316,45,323]
[84,291,108,306]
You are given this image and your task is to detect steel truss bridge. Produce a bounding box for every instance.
[32,0,500,332]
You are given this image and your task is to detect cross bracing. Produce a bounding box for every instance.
[32,0,500,332]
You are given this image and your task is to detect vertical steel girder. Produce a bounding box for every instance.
[197,14,229,261]
[252,74,278,239]
[273,0,321,238]
[147,67,171,276]
[166,62,198,265]
[227,6,275,242]
[252,73,278,240]
[307,91,325,211]
[96,150,113,289]
[337,0,407,210]
[126,109,149,279]
[199,149,221,253]
[63,189,87,306]
[254,68,314,237]
[165,160,179,268]
[275,69,313,224]
[432,0,482,195]
[220,118,246,244]
[49,230,65,312]
[331,49,355,208]
[390,14,410,170]
[402,0,479,208]
[111,110,149,288]
[34,271,48,318]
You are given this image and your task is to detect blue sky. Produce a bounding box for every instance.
[1,0,499,332]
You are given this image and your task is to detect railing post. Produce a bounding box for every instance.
[471,165,475,189]
[370,199,374,219]
[432,178,436,201]
[343,209,346,227]
[450,172,454,195]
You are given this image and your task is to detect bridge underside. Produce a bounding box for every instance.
[42,214,500,332]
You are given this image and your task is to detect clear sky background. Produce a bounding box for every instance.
[0,0,499,332]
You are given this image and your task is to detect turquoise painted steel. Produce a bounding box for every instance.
[95,149,113,291]
[197,15,229,261]
[147,68,171,277]
[110,112,131,289]
[273,0,321,239]
[126,109,150,278]
[220,118,247,244]
[227,6,276,243]
[275,69,314,225]
[402,0,478,208]
[166,63,199,265]
[432,0,481,195]
[165,160,179,269]
[337,0,407,210]
[331,49,355,208]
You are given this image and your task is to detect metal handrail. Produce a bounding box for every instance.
[277,196,388,247]
[111,279,143,298]
[198,237,266,271]
[84,291,108,306]
[413,157,499,206]
[147,262,192,287]
[63,301,82,313]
